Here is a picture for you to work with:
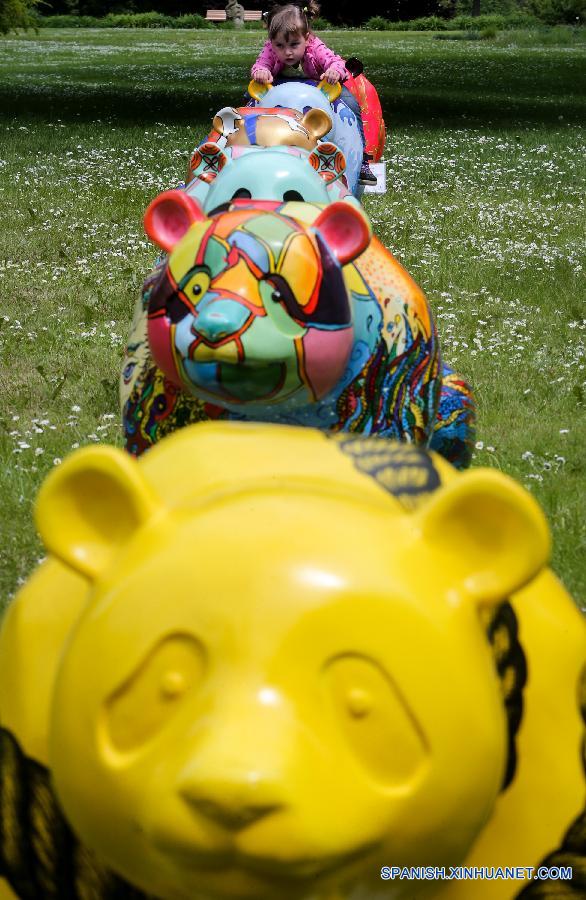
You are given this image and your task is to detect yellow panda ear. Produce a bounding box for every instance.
[35,447,162,581]
[417,468,550,603]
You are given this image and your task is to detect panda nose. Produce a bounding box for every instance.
[179,777,284,830]
[194,309,231,342]
[193,299,249,343]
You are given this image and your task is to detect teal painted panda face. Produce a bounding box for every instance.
[186,147,335,213]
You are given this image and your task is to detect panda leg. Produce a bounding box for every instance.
[430,364,476,470]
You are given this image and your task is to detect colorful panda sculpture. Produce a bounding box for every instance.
[120,79,473,465]
[185,136,353,211]
[121,193,475,466]
[184,96,360,210]
[0,422,584,899]
[246,79,365,194]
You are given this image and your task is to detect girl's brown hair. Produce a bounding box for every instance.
[265,1,320,40]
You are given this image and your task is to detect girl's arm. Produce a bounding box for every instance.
[309,35,348,81]
[251,40,279,79]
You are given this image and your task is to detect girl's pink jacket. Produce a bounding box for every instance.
[251,35,348,82]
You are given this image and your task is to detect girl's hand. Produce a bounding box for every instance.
[321,67,341,85]
[254,67,273,84]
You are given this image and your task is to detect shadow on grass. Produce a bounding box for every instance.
[0,82,242,127]
[1,65,585,128]
[381,86,586,129]
[381,91,586,128]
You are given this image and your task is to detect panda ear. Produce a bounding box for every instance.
[301,108,332,140]
[212,107,243,138]
[144,189,207,253]
[313,202,371,265]
[35,447,162,581]
[416,469,550,604]
[317,79,342,102]
[248,79,269,101]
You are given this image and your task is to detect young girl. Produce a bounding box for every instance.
[251,0,377,184]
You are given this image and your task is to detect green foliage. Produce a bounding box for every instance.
[312,15,333,28]
[35,11,269,28]
[35,13,95,25]
[526,0,585,24]
[0,0,39,32]
[456,0,585,19]
[364,11,564,28]
[453,12,539,26]
[37,10,212,27]
[375,14,449,29]
[454,0,522,13]
[34,10,583,29]
[406,14,450,28]
[500,23,586,41]
[366,12,541,29]
[365,15,393,29]
[434,28,482,36]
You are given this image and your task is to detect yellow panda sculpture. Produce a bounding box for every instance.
[0,422,584,900]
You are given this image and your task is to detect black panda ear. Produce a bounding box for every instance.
[345,57,364,77]
[36,447,162,580]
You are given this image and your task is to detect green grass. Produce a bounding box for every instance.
[0,28,584,608]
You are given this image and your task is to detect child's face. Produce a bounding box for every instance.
[271,31,308,68]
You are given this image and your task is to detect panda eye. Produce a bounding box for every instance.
[182,269,210,302]
[323,654,426,786]
[122,361,136,382]
[104,633,206,753]
[283,190,304,202]
[231,188,252,200]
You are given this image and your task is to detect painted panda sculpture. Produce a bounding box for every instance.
[121,191,475,466]
[245,78,366,194]
[0,422,584,899]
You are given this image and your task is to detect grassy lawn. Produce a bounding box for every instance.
[0,28,584,608]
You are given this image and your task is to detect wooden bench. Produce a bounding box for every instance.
[206,8,263,21]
